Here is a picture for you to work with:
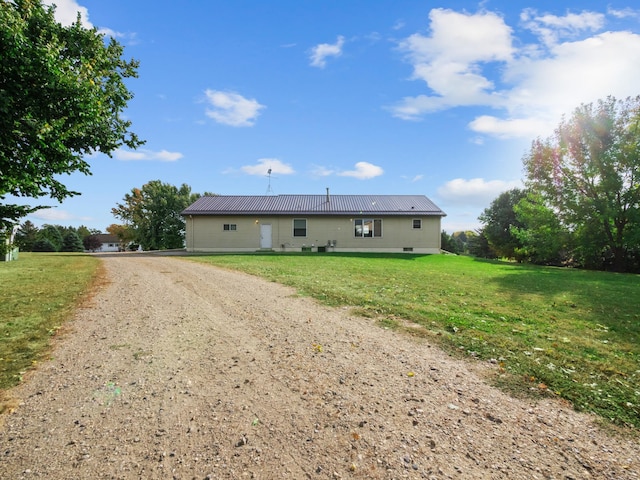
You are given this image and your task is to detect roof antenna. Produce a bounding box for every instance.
[266,168,276,195]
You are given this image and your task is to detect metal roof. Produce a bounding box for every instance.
[182,195,446,217]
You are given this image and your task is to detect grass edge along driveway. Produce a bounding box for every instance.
[0,253,100,410]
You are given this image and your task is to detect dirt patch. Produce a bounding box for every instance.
[1,255,638,479]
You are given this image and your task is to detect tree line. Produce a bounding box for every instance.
[14,222,102,252]
[476,96,640,273]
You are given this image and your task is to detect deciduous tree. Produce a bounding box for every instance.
[523,96,640,272]
[83,234,102,252]
[0,0,143,228]
[478,188,527,260]
[512,193,572,266]
[112,181,209,250]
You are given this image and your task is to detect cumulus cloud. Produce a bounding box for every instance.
[309,35,345,68]
[468,115,551,139]
[114,149,183,162]
[241,158,294,176]
[338,162,384,180]
[44,0,91,27]
[45,1,132,40]
[437,178,521,206]
[389,7,640,139]
[389,8,513,119]
[204,90,265,127]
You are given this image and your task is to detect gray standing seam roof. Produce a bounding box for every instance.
[182,195,446,216]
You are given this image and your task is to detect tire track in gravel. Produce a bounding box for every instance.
[1,254,638,479]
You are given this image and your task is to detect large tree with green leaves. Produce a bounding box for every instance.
[511,192,572,266]
[0,0,143,229]
[523,96,640,272]
[112,181,209,251]
[478,188,527,260]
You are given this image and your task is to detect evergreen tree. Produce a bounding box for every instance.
[61,231,84,252]
[14,220,39,251]
[32,238,56,252]
[37,224,63,251]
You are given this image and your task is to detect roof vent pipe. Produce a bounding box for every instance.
[326,187,330,204]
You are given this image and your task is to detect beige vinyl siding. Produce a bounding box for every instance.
[185,215,442,253]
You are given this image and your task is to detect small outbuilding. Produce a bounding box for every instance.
[181,193,446,254]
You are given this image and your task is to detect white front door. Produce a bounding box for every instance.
[260,224,272,249]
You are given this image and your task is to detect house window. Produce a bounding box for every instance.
[223,224,237,231]
[293,218,307,237]
[354,218,382,238]
[413,219,422,229]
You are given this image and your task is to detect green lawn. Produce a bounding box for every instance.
[186,253,640,428]
[0,253,100,397]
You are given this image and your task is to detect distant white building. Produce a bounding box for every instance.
[93,234,121,252]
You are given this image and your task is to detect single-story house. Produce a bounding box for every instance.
[181,193,446,253]
[93,233,121,252]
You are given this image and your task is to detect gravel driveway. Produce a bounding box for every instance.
[1,254,638,479]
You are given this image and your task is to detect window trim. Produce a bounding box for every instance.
[223,223,237,231]
[412,218,422,229]
[293,218,307,237]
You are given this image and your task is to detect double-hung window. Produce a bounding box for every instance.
[354,218,382,238]
[293,218,307,237]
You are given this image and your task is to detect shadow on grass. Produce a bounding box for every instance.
[480,258,640,345]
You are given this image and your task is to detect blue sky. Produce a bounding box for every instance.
[20,0,640,232]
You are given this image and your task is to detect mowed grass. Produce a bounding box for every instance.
[186,253,640,428]
[0,253,100,396]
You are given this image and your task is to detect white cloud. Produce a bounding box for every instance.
[501,31,640,128]
[338,162,384,180]
[114,149,183,162]
[390,7,640,139]
[31,208,74,222]
[437,178,521,206]
[45,0,91,27]
[309,36,345,68]
[45,1,135,42]
[389,9,513,119]
[401,174,424,182]
[521,9,605,46]
[241,158,294,176]
[204,90,265,127]
[607,7,640,19]
[310,165,335,177]
[469,115,552,139]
